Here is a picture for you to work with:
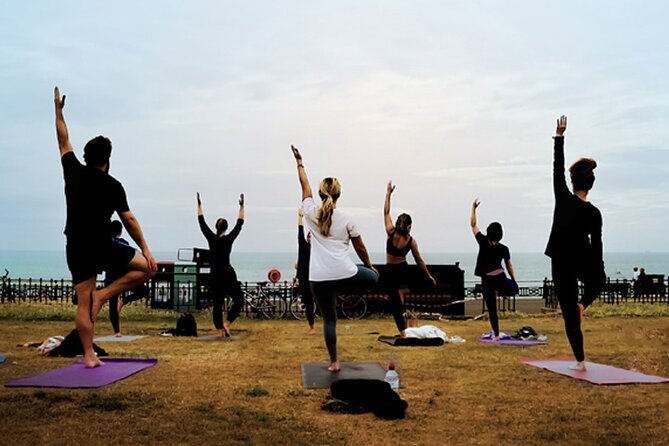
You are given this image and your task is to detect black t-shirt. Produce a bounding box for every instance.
[474,231,510,277]
[198,215,243,269]
[545,137,604,271]
[62,152,129,247]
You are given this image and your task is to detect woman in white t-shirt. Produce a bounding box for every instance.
[291,145,378,372]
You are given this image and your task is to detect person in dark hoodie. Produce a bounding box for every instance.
[545,115,606,371]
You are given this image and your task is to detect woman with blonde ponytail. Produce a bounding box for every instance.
[292,145,378,373]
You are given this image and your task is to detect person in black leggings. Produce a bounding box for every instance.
[106,220,150,336]
[292,145,378,372]
[197,192,245,337]
[470,199,518,340]
[546,115,606,371]
[383,180,436,337]
[296,209,316,334]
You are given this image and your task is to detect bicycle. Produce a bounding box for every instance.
[230,281,288,319]
[289,291,368,320]
[1,269,17,302]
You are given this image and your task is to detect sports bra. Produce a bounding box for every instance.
[386,231,412,257]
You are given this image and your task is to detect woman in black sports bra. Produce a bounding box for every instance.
[384,181,436,337]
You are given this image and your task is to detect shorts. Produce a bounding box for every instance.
[383,262,412,289]
[67,239,136,285]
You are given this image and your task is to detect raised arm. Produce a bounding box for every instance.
[196,193,216,241]
[351,236,379,277]
[54,87,74,157]
[118,210,157,272]
[238,193,245,221]
[291,145,313,201]
[553,115,570,199]
[410,239,436,287]
[384,180,395,235]
[470,198,480,236]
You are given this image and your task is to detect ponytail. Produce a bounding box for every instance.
[317,177,341,237]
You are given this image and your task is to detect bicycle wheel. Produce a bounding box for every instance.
[289,295,306,321]
[289,295,320,321]
[339,294,368,320]
[259,292,288,319]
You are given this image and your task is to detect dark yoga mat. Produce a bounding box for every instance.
[378,335,445,347]
[524,360,669,385]
[5,358,157,389]
[477,338,547,345]
[301,362,387,389]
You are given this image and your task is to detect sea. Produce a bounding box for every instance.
[1,250,668,286]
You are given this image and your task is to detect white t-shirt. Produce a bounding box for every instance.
[301,197,359,281]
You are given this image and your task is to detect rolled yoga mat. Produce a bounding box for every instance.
[5,358,157,389]
[378,335,445,347]
[195,335,240,342]
[523,359,669,385]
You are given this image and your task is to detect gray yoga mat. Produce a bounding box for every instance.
[195,335,241,342]
[301,362,387,389]
[94,335,147,342]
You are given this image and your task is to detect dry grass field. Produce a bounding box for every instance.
[0,303,668,446]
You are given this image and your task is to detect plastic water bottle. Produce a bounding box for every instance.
[384,362,400,393]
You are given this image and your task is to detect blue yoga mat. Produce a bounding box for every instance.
[5,358,157,388]
[0,354,6,363]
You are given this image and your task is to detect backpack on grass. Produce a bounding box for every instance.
[162,313,198,337]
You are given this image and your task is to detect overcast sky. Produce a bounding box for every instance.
[1,1,668,254]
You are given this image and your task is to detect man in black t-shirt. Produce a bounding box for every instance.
[55,87,157,368]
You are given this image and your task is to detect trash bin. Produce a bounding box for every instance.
[174,264,197,310]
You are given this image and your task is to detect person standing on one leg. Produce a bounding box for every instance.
[197,192,245,337]
[383,180,436,338]
[106,220,151,337]
[54,87,157,368]
[545,115,606,371]
[470,198,518,341]
[291,145,378,372]
[296,209,316,334]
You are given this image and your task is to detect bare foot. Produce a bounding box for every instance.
[327,362,340,373]
[568,361,586,371]
[493,335,500,342]
[216,329,225,337]
[309,326,316,335]
[400,330,407,339]
[90,289,105,323]
[578,303,584,325]
[84,355,105,368]
[114,332,122,337]
[222,322,232,337]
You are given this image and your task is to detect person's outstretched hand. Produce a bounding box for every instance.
[387,180,395,195]
[291,145,302,164]
[556,115,567,137]
[472,198,480,209]
[54,86,66,111]
[196,192,202,206]
[239,193,245,206]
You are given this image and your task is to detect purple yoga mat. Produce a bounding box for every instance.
[5,358,157,389]
[477,338,547,345]
[523,360,669,385]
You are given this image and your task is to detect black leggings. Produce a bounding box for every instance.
[297,276,316,326]
[211,266,244,329]
[552,261,604,362]
[108,285,149,334]
[384,263,412,333]
[481,273,517,336]
[311,267,378,363]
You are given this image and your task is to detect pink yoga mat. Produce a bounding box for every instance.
[477,338,547,345]
[523,359,669,385]
[5,358,157,389]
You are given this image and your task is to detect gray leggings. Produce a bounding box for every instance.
[310,266,378,363]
